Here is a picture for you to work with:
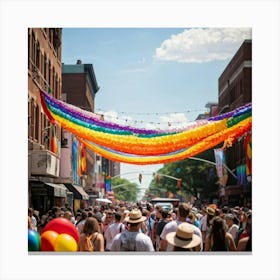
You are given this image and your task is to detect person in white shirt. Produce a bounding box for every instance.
[104,212,126,251]
[160,203,203,251]
[225,213,239,241]
[110,209,154,252]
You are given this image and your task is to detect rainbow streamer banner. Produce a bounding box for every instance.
[40,90,252,165]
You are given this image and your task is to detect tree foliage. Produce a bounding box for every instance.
[111,177,140,202]
[147,149,220,202]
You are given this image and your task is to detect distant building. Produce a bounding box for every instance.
[62,60,120,206]
[195,102,218,120]
[218,39,252,207]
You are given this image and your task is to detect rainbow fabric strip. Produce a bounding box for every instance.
[40,90,252,165]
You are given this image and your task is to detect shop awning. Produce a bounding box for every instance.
[44,183,68,198]
[64,184,89,200]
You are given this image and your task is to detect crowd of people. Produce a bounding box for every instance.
[28,202,252,252]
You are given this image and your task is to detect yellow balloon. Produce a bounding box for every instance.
[54,233,78,252]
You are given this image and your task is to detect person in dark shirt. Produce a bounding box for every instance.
[155,208,169,251]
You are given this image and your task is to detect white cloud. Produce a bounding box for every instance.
[98,110,133,126]
[160,113,190,129]
[154,28,252,63]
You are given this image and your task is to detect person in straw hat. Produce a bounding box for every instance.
[166,222,202,251]
[110,209,154,251]
[160,203,202,251]
[199,206,216,249]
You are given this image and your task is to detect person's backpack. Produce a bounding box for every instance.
[83,234,95,252]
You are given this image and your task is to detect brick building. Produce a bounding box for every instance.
[218,39,252,207]
[28,28,69,213]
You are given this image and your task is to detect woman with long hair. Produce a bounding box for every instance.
[78,217,104,252]
[237,213,252,251]
[205,216,236,251]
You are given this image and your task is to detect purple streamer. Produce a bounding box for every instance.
[43,91,161,135]
[208,103,252,121]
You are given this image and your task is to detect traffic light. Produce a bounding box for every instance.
[139,173,142,183]
[177,178,182,188]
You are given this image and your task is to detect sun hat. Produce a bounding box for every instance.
[125,209,146,224]
[166,222,201,249]
[191,207,198,214]
[225,213,234,220]
[206,207,215,216]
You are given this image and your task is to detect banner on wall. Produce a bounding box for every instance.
[244,134,252,175]
[214,149,228,187]
[237,164,247,186]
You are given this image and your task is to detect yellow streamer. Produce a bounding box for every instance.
[50,110,228,155]
[78,117,252,165]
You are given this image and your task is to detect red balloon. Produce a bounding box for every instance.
[41,218,79,244]
[41,230,59,251]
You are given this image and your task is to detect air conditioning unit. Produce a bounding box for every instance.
[30,150,60,177]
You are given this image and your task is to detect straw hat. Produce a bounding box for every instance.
[166,222,201,249]
[125,209,146,224]
[206,207,215,216]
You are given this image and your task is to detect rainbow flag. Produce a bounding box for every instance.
[50,126,57,154]
[244,134,252,175]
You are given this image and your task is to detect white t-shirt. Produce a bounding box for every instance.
[110,231,155,252]
[199,215,207,232]
[160,220,203,251]
[228,224,239,240]
[104,222,126,251]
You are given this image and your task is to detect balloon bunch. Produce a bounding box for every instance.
[28,218,79,252]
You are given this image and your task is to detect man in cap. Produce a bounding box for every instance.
[110,209,154,251]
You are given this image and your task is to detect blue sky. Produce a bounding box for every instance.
[61,27,252,195]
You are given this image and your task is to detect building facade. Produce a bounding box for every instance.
[28,28,69,214]
[62,60,120,203]
[218,39,252,207]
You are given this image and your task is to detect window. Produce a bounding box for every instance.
[28,100,32,138]
[36,41,40,69]
[28,30,31,70]
[30,99,35,139]
[52,66,55,96]
[48,61,52,91]
[35,105,40,141]
[31,31,36,65]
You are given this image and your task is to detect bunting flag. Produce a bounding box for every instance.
[244,133,252,175]
[77,141,87,176]
[214,149,228,187]
[236,164,247,185]
[104,176,112,192]
[214,149,224,178]
[81,143,87,174]
[72,139,78,183]
[40,89,252,165]
[50,125,57,154]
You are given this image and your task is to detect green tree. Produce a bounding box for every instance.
[111,177,140,202]
[148,148,220,203]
